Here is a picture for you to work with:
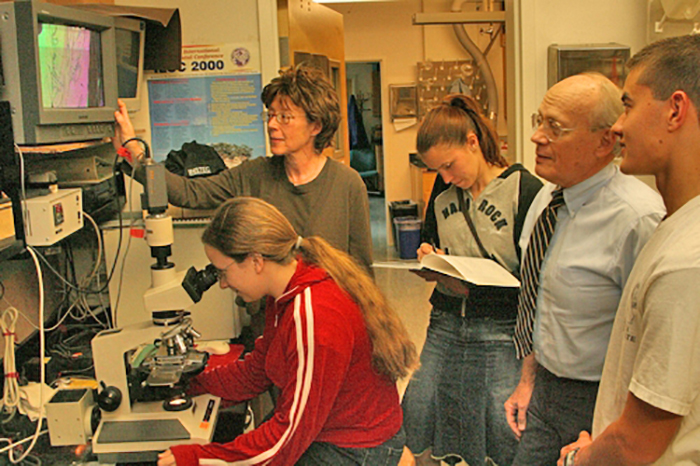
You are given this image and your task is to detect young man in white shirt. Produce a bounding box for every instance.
[559,34,700,466]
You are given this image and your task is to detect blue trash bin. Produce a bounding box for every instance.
[389,200,419,251]
[393,217,422,260]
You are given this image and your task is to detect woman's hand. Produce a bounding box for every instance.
[416,242,434,261]
[411,243,469,295]
[113,99,141,163]
[416,242,446,261]
[411,243,442,281]
[157,449,177,466]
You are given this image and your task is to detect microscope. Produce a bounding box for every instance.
[88,159,222,463]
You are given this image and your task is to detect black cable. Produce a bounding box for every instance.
[65,242,77,286]
[109,137,154,327]
[121,136,151,160]
[27,169,132,298]
[105,152,126,291]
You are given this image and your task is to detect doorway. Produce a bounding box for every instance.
[345,61,390,259]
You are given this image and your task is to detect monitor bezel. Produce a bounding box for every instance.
[31,1,118,126]
[0,0,119,144]
[0,101,25,261]
[114,17,146,114]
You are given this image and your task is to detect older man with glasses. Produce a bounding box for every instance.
[504,72,665,466]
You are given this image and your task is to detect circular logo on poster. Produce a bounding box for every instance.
[231,48,251,67]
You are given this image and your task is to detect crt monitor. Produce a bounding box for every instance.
[0,101,25,260]
[115,17,145,114]
[0,0,118,145]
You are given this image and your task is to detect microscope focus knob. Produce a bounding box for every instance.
[97,382,122,412]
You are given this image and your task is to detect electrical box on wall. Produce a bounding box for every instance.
[548,43,630,89]
[23,188,83,246]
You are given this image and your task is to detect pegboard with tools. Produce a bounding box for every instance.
[417,60,489,118]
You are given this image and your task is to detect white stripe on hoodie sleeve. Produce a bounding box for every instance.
[201,288,316,466]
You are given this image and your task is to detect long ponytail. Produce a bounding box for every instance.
[297,236,418,380]
[203,197,418,381]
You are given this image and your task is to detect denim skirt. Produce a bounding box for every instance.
[401,308,521,466]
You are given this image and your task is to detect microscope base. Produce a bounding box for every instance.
[92,394,220,463]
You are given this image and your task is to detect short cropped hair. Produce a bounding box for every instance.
[261,64,341,153]
[627,34,700,112]
[581,72,623,133]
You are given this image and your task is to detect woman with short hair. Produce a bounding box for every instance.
[115,64,373,272]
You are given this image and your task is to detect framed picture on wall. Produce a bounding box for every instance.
[389,84,417,120]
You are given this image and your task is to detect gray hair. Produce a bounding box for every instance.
[580,72,623,132]
[577,72,623,155]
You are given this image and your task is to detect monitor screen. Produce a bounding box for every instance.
[0,0,119,144]
[114,17,145,113]
[116,27,140,100]
[37,21,105,109]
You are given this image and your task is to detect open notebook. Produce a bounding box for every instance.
[373,254,520,288]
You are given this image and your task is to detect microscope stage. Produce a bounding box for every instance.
[97,418,190,443]
[92,393,220,463]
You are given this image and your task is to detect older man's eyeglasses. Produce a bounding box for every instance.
[262,110,296,125]
[532,113,575,142]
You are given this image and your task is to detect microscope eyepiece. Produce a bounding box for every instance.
[182,264,218,303]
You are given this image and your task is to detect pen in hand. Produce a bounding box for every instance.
[430,240,448,255]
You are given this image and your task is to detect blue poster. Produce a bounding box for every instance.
[147,74,265,163]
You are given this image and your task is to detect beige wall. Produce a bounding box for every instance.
[332,0,508,208]
[334,0,656,224]
[514,0,648,170]
[331,0,423,205]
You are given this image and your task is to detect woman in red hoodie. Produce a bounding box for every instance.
[157,197,418,466]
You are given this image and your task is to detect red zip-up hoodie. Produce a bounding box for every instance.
[170,258,402,465]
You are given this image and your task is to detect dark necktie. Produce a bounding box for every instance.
[514,188,566,359]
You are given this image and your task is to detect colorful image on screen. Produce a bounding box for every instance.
[116,28,140,99]
[37,22,105,109]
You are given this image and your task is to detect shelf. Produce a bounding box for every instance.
[413,11,506,25]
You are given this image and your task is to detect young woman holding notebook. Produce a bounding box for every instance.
[401,94,542,466]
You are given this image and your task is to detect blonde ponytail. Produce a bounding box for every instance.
[203,197,418,381]
[298,236,418,380]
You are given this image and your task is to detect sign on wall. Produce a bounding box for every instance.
[145,43,265,163]
[147,73,265,162]
[177,43,260,75]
